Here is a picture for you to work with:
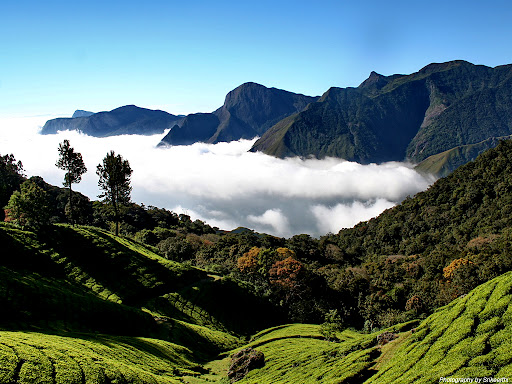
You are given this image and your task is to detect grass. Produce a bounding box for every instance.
[228,324,379,384]
[366,271,512,383]
[4,221,512,383]
[0,330,206,384]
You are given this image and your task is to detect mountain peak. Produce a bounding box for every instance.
[72,110,94,118]
[417,60,473,75]
[358,71,389,90]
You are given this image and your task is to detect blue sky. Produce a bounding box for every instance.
[1,0,512,117]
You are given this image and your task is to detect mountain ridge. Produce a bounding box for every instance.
[41,105,182,137]
[251,60,512,174]
[159,82,318,146]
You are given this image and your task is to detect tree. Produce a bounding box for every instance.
[0,154,25,220]
[237,247,261,273]
[96,151,132,236]
[56,140,87,224]
[6,178,50,230]
[320,309,343,341]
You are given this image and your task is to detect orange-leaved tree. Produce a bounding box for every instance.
[237,247,261,273]
[269,256,304,291]
[443,258,474,280]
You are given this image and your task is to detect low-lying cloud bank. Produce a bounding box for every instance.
[0,116,435,237]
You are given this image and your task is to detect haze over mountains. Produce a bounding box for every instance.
[41,105,183,137]
[41,60,512,177]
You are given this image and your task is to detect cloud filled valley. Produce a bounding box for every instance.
[0,116,435,237]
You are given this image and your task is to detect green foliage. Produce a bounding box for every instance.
[319,309,343,341]
[5,178,50,230]
[0,153,24,217]
[96,150,133,235]
[321,140,512,327]
[55,139,87,224]
[367,271,512,383]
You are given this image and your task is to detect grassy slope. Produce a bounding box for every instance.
[0,223,248,383]
[4,224,512,382]
[415,135,512,177]
[367,271,512,383]
[228,271,512,384]
[0,331,200,384]
[238,324,378,384]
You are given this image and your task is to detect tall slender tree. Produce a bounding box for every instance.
[56,140,87,225]
[96,150,132,236]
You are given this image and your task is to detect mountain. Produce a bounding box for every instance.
[71,109,94,118]
[251,61,512,171]
[41,105,181,137]
[158,82,318,146]
[415,134,512,177]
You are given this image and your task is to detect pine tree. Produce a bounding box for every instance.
[56,140,87,224]
[96,151,132,236]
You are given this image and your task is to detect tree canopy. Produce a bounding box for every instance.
[6,178,50,230]
[0,154,25,218]
[96,151,132,236]
[56,139,87,224]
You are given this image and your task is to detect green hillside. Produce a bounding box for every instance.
[4,267,512,383]
[415,135,512,177]
[367,271,512,383]
[5,137,512,381]
[0,331,203,383]
[0,222,288,383]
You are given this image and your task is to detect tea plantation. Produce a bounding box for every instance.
[367,271,512,383]
[2,222,512,383]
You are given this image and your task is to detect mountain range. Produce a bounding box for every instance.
[158,82,318,146]
[251,61,512,170]
[41,105,183,137]
[41,60,512,176]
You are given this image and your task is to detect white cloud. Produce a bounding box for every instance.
[248,209,291,237]
[0,116,435,237]
[311,199,396,234]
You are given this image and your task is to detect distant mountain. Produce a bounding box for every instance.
[41,105,181,137]
[159,82,318,146]
[71,110,94,118]
[251,61,512,173]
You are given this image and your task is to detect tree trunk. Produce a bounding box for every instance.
[68,184,73,225]
[114,203,119,236]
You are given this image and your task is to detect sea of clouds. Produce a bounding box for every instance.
[0,116,435,237]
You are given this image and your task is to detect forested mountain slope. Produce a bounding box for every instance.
[251,61,512,174]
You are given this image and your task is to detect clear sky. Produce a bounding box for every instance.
[1,0,512,118]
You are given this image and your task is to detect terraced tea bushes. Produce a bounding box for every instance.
[367,271,512,383]
[0,331,203,384]
[235,324,379,384]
